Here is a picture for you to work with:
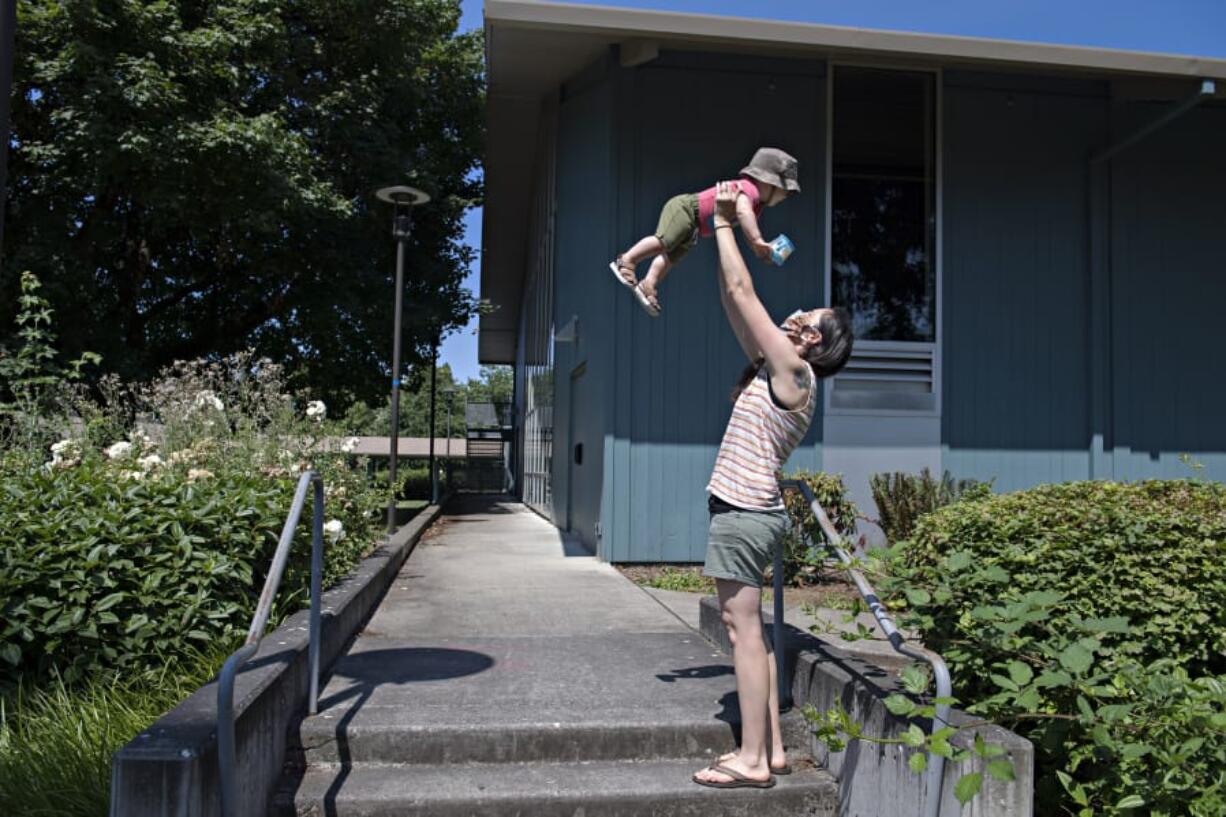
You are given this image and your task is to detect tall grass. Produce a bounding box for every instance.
[0,645,234,817]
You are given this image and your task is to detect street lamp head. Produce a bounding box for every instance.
[375,185,430,241]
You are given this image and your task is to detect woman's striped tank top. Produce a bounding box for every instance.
[706,367,817,511]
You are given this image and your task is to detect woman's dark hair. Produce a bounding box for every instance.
[806,307,855,378]
[729,307,855,401]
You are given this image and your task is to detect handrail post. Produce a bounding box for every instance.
[218,471,325,817]
[780,478,951,817]
[309,475,324,715]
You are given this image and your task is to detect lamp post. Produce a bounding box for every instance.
[375,185,429,535]
[442,385,456,493]
[428,336,439,505]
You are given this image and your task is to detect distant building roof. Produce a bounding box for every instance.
[335,437,466,458]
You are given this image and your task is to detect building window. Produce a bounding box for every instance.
[831,66,936,343]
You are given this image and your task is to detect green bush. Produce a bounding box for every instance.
[869,467,990,543]
[0,453,376,688]
[779,470,858,586]
[885,479,1226,815]
[0,275,387,814]
[400,466,434,499]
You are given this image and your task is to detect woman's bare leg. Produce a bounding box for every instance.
[716,592,788,772]
[693,579,772,785]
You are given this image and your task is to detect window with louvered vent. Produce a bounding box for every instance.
[830,341,936,412]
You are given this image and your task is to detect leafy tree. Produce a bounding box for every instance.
[1,0,484,406]
[340,363,512,438]
[465,365,512,404]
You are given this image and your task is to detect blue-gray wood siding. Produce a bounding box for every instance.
[941,75,1106,490]
[602,52,827,562]
[1108,102,1226,481]
[552,67,614,550]
[942,73,1226,488]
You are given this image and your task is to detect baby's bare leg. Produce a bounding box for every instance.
[612,236,666,287]
[638,254,673,299]
[622,236,666,266]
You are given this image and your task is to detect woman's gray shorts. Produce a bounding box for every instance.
[702,496,791,588]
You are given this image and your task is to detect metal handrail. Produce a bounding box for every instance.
[218,471,325,817]
[778,479,952,817]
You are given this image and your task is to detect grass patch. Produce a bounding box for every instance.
[639,567,715,594]
[396,499,429,511]
[0,645,234,817]
[802,590,858,611]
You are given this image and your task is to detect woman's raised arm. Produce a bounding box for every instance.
[712,182,811,409]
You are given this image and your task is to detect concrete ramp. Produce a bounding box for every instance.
[276,496,835,816]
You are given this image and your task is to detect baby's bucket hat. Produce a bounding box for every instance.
[739,147,800,193]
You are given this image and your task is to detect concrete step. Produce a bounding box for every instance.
[276,757,838,817]
[295,709,739,765]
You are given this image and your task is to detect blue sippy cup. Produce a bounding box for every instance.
[769,234,795,266]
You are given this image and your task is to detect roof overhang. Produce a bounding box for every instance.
[479,0,1226,363]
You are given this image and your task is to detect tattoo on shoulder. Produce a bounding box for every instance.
[794,367,812,392]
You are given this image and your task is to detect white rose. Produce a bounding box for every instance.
[340,436,360,454]
[306,400,327,421]
[105,441,134,460]
[323,519,345,543]
[187,468,214,481]
[49,439,81,468]
[193,390,224,412]
[138,453,164,470]
[129,428,154,453]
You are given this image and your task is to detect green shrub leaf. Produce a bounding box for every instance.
[1079,616,1131,633]
[94,593,126,612]
[954,772,983,805]
[884,694,916,716]
[1059,643,1094,674]
[986,759,1015,782]
[0,643,20,665]
[1006,661,1034,686]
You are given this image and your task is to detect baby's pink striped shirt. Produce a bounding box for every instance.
[707,368,817,511]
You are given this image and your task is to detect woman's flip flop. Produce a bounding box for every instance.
[717,751,791,776]
[692,763,777,790]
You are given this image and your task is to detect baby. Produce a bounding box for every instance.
[609,147,799,317]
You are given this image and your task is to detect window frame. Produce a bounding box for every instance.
[823,61,944,419]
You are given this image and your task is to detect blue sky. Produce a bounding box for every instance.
[440,0,1226,382]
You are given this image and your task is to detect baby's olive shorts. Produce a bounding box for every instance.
[701,494,790,588]
[655,193,701,264]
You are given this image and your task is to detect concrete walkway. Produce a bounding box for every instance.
[278,495,835,816]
